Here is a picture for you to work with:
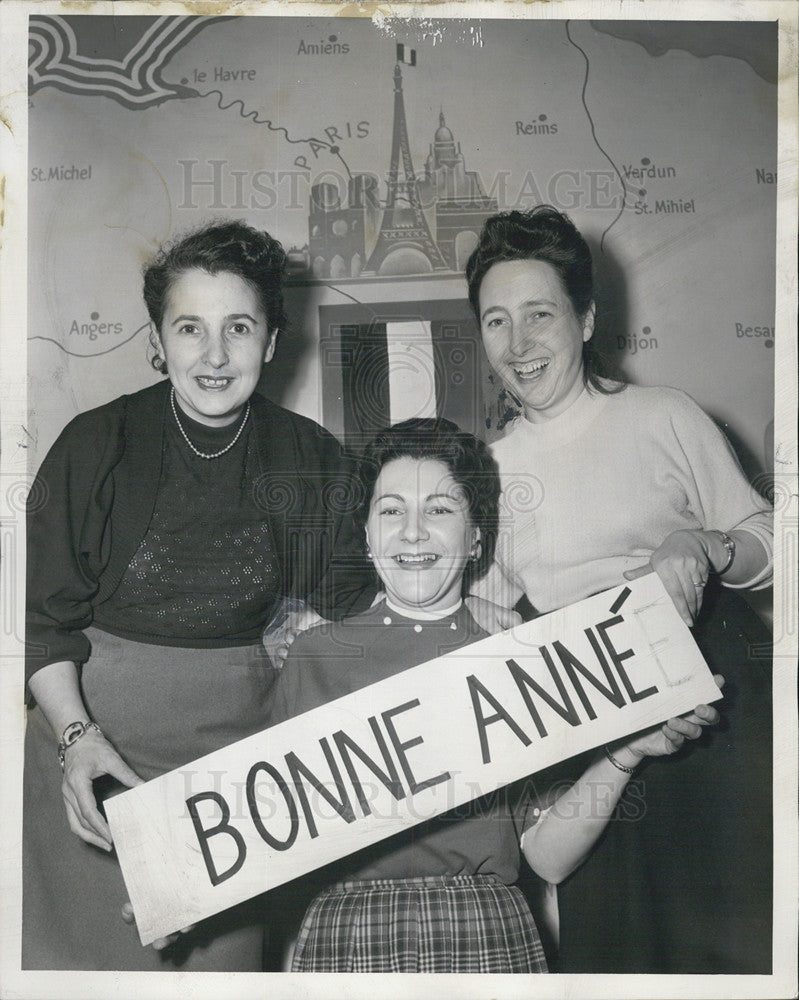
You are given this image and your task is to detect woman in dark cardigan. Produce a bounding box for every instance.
[23,220,374,971]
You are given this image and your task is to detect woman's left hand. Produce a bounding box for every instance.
[263,605,324,667]
[121,901,196,952]
[465,595,522,634]
[613,674,724,763]
[625,529,715,627]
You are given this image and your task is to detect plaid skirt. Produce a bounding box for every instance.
[291,874,548,973]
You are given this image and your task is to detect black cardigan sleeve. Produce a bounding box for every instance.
[25,404,124,685]
[267,406,376,620]
[303,430,377,620]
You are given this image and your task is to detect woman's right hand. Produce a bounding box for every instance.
[28,660,146,851]
[61,730,143,851]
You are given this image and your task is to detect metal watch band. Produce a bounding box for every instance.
[714,530,736,576]
[57,720,103,769]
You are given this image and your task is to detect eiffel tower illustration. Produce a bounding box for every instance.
[364,63,449,274]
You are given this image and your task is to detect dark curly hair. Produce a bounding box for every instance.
[143,220,287,373]
[466,206,616,393]
[355,418,500,594]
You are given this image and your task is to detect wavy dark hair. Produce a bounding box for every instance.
[143,220,287,373]
[355,418,500,594]
[466,206,619,393]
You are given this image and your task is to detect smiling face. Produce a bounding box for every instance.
[154,268,276,427]
[365,456,479,616]
[479,258,595,424]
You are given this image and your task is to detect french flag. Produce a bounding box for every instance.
[328,318,496,450]
[396,44,416,66]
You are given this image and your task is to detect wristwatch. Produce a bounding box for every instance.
[58,720,103,770]
[714,530,736,576]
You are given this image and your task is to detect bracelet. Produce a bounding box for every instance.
[58,720,103,770]
[604,745,638,775]
[713,530,736,576]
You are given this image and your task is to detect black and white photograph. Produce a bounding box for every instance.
[0,2,796,998]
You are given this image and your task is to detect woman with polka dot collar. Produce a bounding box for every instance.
[265,417,721,974]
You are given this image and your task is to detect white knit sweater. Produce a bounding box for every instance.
[473,383,773,614]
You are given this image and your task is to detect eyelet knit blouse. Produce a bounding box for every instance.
[95,409,281,644]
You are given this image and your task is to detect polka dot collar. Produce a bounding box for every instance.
[381,598,463,631]
[384,597,463,621]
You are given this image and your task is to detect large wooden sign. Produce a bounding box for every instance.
[106,573,721,946]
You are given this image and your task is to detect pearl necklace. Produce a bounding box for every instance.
[170,387,250,460]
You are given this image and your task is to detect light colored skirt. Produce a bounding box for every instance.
[292,874,548,974]
[22,626,277,971]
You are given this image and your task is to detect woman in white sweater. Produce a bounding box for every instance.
[465,206,773,974]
